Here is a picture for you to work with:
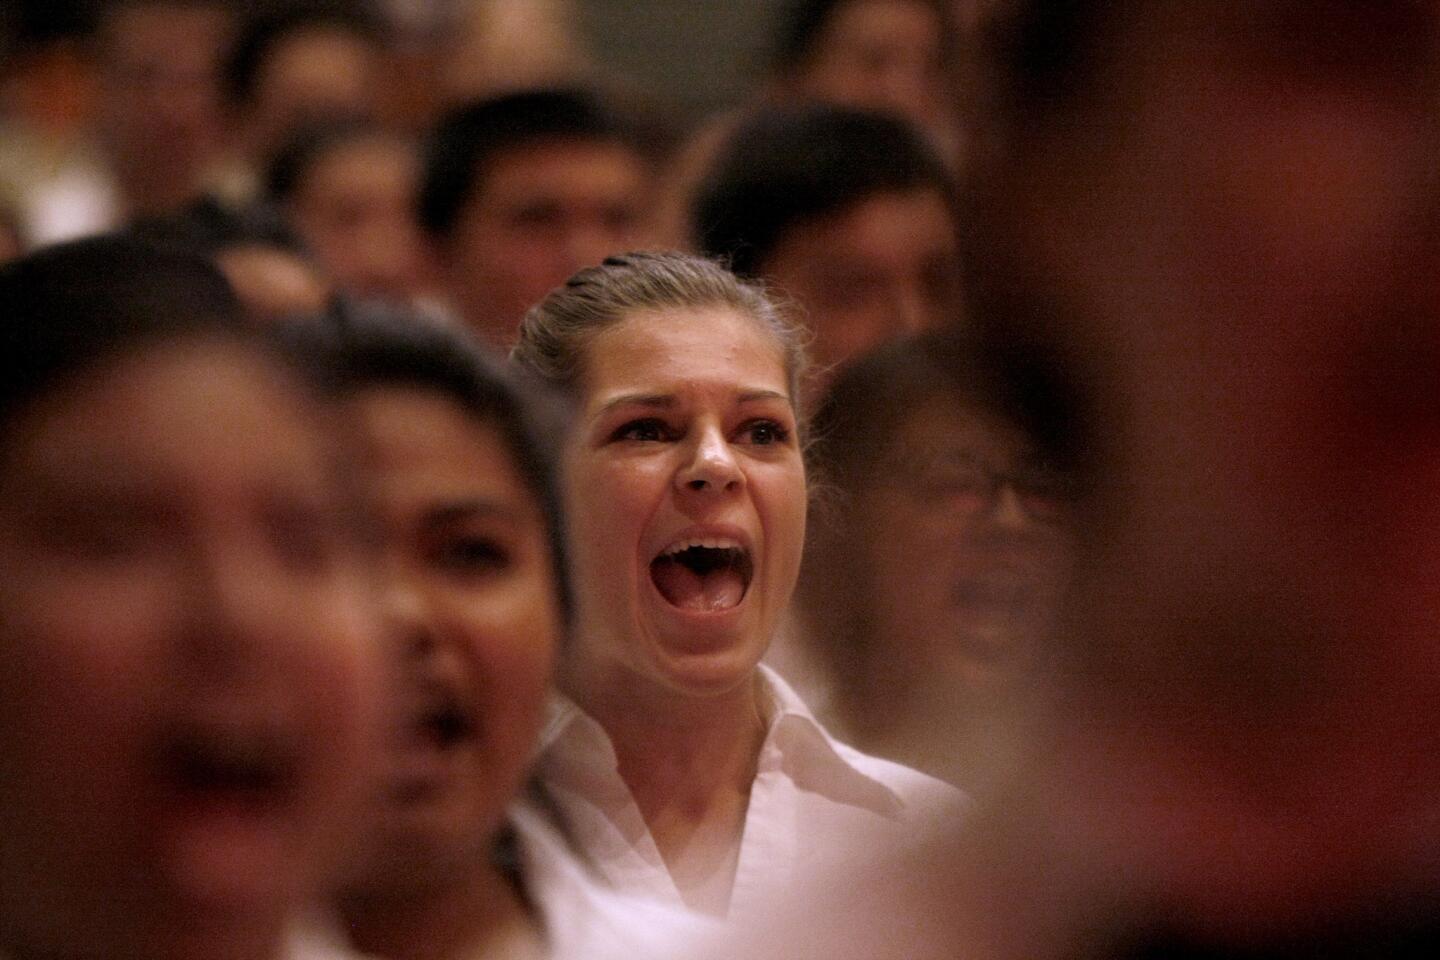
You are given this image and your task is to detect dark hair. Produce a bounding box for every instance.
[418,88,646,242]
[771,0,954,75]
[295,300,574,632]
[692,102,955,278]
[0,233,244,434]
[222,2,387,110]
[128,195,312,260]
[806,330,1017,495]
[265,117,410,205]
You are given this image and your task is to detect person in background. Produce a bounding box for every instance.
[266,119,431,305]
[650,0,963,250]
[92,0,234,221]
[438,0,594,103]
[1,0,235,243]
[511,251,960,920]
[768,0,959,151]
[692,103,962,401]
[418,88,655,347]
[218,3,392,207]
[0,234,383,960]
[794,332,1074,791]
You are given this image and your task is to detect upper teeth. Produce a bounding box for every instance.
[662,537,742,557]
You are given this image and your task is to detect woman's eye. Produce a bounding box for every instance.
[435,537,508,573]
[741,420,790,446]
[614,418,669,443]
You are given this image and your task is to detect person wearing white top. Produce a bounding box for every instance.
[310,304,705,960]
[530,664,962,918]
[512,252,964,918]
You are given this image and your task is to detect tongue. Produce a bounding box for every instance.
[651,556,746,611]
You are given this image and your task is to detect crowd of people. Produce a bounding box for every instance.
[3,1,1438,959]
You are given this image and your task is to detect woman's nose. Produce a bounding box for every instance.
[677,427,743,493]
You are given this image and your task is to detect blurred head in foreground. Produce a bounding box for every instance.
[964,0,1440,950]
[303,304,569,958]
[0,235,383,960]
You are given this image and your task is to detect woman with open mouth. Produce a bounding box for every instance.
[0,236,384,960]
[511,251,961,919]
[314,304,701,959]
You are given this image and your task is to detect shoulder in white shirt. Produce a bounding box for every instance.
[524,665,967,920]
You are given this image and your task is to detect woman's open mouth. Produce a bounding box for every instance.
[154,722,301,816]
[650,537,754,612]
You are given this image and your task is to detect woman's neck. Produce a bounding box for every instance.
[340,863,542,960]
[565,667,770,912]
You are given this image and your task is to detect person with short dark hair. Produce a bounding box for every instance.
[218,3,391,206]
[265,119,429,305]
[419,88,655,347]
[692,102,961,399]
[769,0,958,142]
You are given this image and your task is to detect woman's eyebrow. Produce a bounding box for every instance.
[595,389,792,416]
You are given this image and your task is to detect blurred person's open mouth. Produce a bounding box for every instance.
[389,681,478,803]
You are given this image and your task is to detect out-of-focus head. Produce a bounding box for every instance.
[224,3,389,165]
[0,235,383,960]
[419,88,654,347]
[266,119,429,304]
[771,0,956,138]
[128,197,332,324]
[967,0,1440,944]
[694,103,960,395]
[514,251,808,703]
[800,331,1074,734]
[93,0,234,217]
[302,302,567,901]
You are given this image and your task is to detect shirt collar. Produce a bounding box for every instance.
[540,665,906,816]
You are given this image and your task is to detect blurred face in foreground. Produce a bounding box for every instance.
[345,387,559,892]
[993,0,1440,938]
[0,337,382,960]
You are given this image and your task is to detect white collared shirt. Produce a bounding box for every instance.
[523,666,966,920]
[511,804,718,959]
